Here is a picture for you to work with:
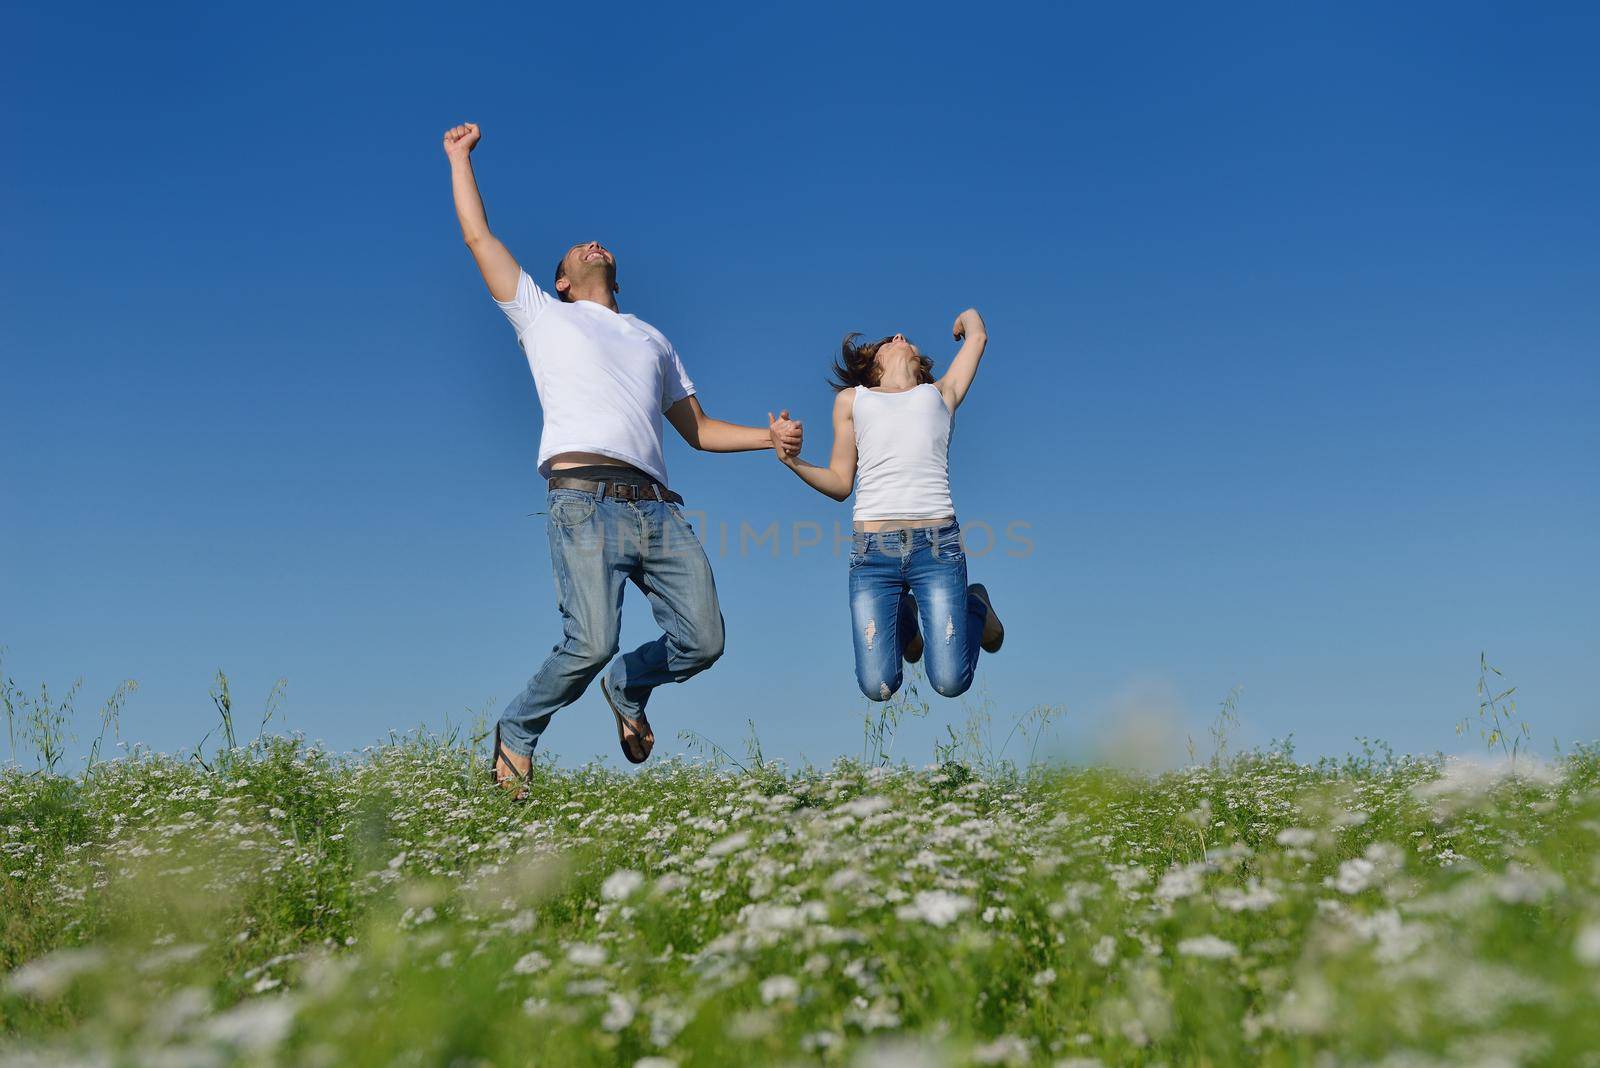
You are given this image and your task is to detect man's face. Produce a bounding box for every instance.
[558,240,618,298]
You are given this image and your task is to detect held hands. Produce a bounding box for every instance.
[442,122,481,162]
[952,307,986,342]
[767,410,803,463]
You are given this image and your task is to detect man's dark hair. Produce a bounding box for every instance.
[553,257,572,303]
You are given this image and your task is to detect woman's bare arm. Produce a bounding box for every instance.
[936,307,988,411]
[775,389,857,501]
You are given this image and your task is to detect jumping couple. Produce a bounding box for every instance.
[443,123,1004,796]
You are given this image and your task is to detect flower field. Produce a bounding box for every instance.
[2,737,1598,1066]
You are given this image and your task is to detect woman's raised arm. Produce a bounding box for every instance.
[936,308,988,411]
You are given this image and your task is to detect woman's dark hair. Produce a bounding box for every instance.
[829,333,936,391]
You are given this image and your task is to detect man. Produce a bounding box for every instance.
[442,122,801,793]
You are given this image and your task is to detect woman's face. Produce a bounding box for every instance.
[875,334,922,376]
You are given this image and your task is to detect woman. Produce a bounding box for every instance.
[771,308,1003,701]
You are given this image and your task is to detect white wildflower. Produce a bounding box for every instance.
[802,1030,842,1052]
[566,943,607,967]
[512,950,550,975]
[1414,756,1562,813]
[848,1037,943,1067]
[895,889,974,927]
[4,947,107,999]
[601,993,636,1032]
[1215,880,1279,912]
[1332,857,1376,895]
[1275,827,1315,848]
[1091,935,1117,967]
[1110,866,1151,892]
[707,831,751,857]
[203,995,298,1051]
[601,869,646,901]
[145,986,211,1042]
[1276,976,1333,1034]
[1575,921,1600,966]
[649,1004,689,1047]
[741,901,825,934]
[1493,864,1562,904]
[1346,908,1426,964]
[836,795,892,819]
[858,999,902,1030]
[972,1034,1030,1064]
[1176,935,1238,960]
[760,974,800,1003]
[1329,808,1368,828]
[825,867,870,892]
[137,942,205,974]
[1155,863,1206,901]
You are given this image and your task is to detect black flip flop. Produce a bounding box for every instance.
[489,723,531,800]
[600,678,654,764]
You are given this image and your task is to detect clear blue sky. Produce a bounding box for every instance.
[3,1,1596,769]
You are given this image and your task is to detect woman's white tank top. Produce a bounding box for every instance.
[851,383,955,522]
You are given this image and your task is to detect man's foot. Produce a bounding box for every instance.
[600,676,655,764]
[968,583,1004,653]
[902,592,924,664]
[490,724,532,800]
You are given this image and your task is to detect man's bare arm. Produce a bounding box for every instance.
[443,123,519,303]
[666,396,802,454]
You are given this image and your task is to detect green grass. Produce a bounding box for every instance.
[2,733,1598,1066]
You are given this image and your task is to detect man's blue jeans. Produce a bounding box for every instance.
[848,520,986,701]
[498,488,724,757]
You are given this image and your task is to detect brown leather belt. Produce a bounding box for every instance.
[547,476,684,506]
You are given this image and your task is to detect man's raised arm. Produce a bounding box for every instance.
[443,123,519,303]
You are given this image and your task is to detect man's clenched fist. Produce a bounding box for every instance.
[442,122,481,161]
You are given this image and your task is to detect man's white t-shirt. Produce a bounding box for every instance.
[495,269,695,488]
